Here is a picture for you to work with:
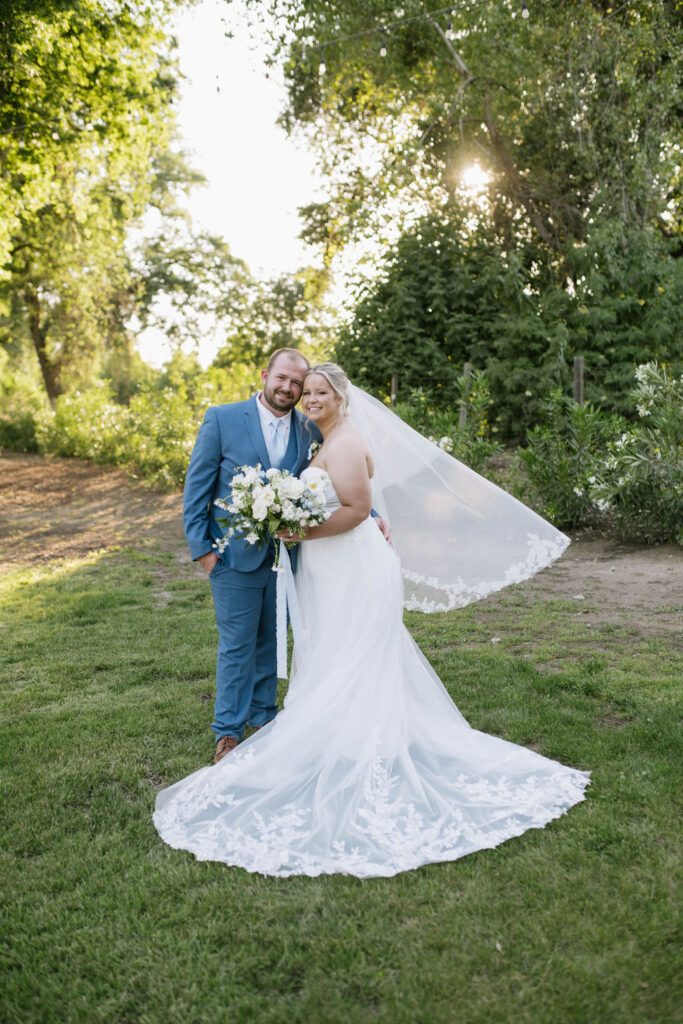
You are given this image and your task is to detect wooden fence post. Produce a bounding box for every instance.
[573,355,584,406]
[390,373,399,409]
[458,361,472,426]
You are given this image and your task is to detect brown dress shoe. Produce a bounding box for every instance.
[214,735,240,764]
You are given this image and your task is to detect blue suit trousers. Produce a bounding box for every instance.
[209,555,278,739]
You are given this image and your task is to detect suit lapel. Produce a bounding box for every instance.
[292,409,313,474]
[244,396,271,470]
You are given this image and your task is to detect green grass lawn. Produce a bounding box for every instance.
[1,546,680,1024]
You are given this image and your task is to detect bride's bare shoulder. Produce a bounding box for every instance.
[327,424,373,475]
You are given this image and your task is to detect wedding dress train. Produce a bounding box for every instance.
[154,468,590,878]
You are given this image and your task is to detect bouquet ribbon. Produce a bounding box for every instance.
[276,541,305,679]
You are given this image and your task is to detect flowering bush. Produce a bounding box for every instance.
[588,363,682,543]
[519,389,625,530]
[17,362,259,489]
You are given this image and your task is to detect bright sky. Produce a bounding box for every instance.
[137,0,322,366]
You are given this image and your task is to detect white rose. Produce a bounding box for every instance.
[258,484,276,505]
[279,476,305,500]
[252,501,268,522]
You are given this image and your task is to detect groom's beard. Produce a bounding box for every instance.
[262,383,300,414]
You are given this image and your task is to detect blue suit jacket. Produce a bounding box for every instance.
[183,396,322,571]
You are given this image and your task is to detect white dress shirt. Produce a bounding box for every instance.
[256,393,292,466]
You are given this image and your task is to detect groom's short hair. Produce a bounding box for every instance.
[266,348,310,373]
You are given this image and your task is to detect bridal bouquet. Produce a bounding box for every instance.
[214,464,330,567]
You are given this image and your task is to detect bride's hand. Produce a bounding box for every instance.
[276,528,303,543]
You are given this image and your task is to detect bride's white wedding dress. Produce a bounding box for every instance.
[154,467,590,878]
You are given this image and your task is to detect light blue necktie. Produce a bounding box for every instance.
[270,419,286,468]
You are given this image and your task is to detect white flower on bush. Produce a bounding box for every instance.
[596,498,611,512]
[573,486,584,496]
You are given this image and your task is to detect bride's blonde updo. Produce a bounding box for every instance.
[305,362,351,417]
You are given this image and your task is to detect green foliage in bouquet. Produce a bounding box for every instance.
[589,363,682,544]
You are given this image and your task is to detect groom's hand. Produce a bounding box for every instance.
[198,551,219,574]
[375,517,392,547]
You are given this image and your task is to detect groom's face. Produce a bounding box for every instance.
[261,355,308,415]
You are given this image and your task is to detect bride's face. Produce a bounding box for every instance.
[301,374,342,427]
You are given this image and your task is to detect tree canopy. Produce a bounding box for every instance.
[240,0,681,430]
[0,0,204,401]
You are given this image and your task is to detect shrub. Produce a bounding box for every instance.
[589,363,682,544]
[27,360,262,489]
[519,390,625,530]
[395,369,503,475]
[0,411,38,452]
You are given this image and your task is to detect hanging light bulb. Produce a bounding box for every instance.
[521,1,530,18]
[318,48,326,76]
[380,30,388,58]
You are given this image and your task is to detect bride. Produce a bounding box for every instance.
[154,363,590,878]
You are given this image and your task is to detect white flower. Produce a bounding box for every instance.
[278,476,305,500]
[246,531,259,545]
[214,498,230,511]
[241,465,263,485]
[252,501,269,521]
[305,473,328,494]
[265,467,279,480]
[596,498,611,512]
[588,476,596,484]
[573,486,583,496]
[256,484,275,505]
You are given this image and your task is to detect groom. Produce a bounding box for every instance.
[183,348,318,763]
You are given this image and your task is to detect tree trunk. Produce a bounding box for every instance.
[24,287,61,406]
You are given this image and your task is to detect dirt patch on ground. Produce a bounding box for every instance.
[0,452,184,565]
[1,452,681,645]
